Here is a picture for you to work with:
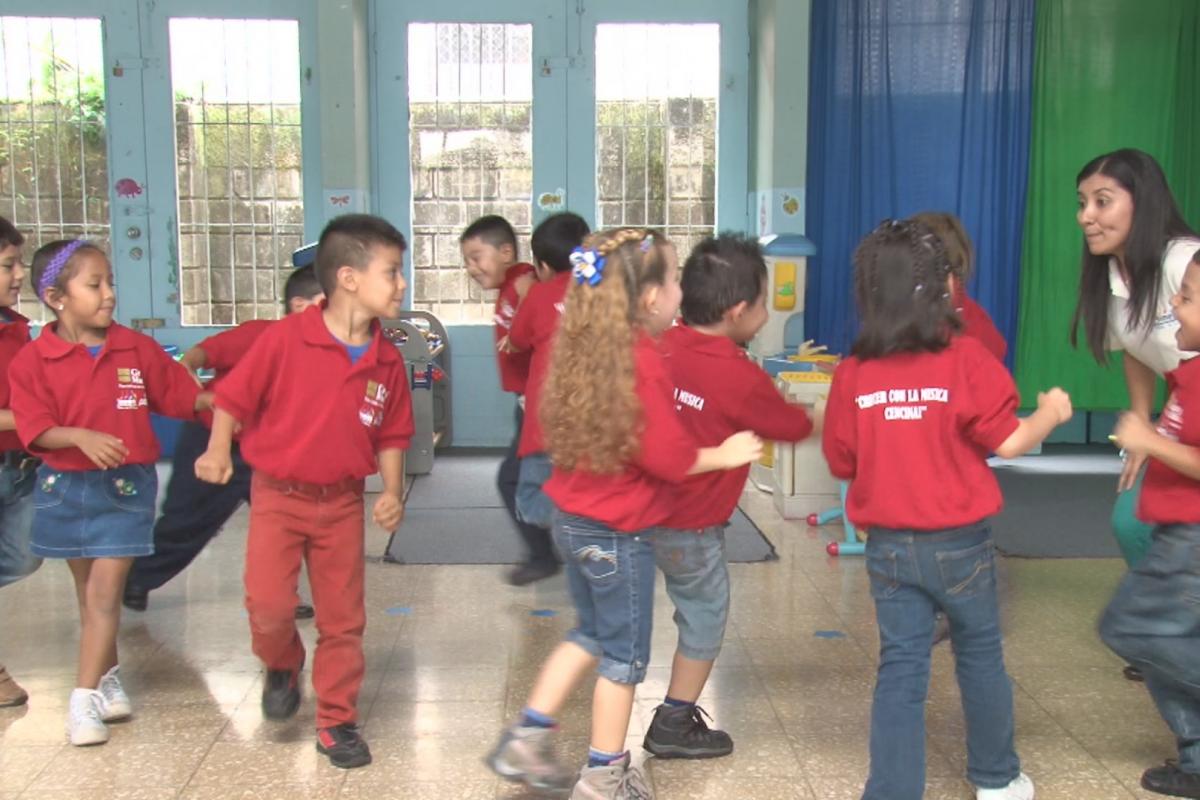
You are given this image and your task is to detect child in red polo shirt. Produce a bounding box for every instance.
[645,234,815,761]
[910,211,1007,362]
[508,212,590,551]
[486,228,762,799]
[1104,246,1200,799]
[9,239,208,746]
[195,214,413,769]
[0,216,39,709]
[122,265,324,613]
[821,220,1071,800]
[461,214,550,585]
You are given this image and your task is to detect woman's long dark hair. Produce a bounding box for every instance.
[1071,149,1198,363]
[851,219,961,360]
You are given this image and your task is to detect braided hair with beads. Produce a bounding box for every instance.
[851,219,962,360]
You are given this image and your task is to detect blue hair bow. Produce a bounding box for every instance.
[570,246,605,286]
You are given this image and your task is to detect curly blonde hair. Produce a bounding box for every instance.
[910,211,973,281]
[540,228,672,473]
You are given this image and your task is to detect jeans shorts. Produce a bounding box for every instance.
[0,456,39,587]
[515,452,555,530]
[31,463,158,559]
[555,512,657,685]
[654,525,730,661]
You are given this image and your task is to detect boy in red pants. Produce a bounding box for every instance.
[196,214,413,768]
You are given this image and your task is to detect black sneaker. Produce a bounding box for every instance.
[122,587,148,612]
[261,666,301,721]
[643,703,733,759]
[317,723,372,769]
[1142,761,1200,798]
[507,560,560,587]
[294,604,315,620]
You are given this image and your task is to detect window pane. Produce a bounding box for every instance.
[595,24,719,257]
[170,18,304,326]
[408,22,532,325]
[0,16,108,322]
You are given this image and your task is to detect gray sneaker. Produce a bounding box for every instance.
[570,753,654,800]
[486,722,574,796]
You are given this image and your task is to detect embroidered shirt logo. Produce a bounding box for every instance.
[358,379,388,427]
[115,366,147,410]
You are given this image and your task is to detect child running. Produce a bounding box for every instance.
[486,228,762,799]
[1104,246,1200,800]
[195,214,413,768]
[821,219,1072,800]
[646,233,815,759]
[9,239,209,745]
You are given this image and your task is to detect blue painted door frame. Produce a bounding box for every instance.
[369,0,750,447]
[3,0,321,349]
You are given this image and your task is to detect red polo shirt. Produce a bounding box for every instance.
[510,270,570,456]
[821,335,1020,530]
[215,304,414,484]
[544,334,699,532]
[1138,357,1200,524]
[8,322,201,470]
[660,324,813,529]
[0,309,31,452]
[955,286,1007,362]
[194,319,274,429]
[495,263,535,394]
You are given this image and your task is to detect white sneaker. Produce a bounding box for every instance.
[97,665,131,721]
[67,688,109,746]
[977,772,1034,800]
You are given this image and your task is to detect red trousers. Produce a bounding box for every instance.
[245,473,366,728]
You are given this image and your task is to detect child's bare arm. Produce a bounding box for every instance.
[372,448,406,529]
[994,388,1072,459]
[179,346,207,373]
[1114,412,1200,481]
[0,409,14,432]
[33,427,127,469]
[194,409,237,484]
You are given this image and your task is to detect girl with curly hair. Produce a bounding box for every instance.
[486,228,762,799]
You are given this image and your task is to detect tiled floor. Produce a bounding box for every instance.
[0,486,1177,799]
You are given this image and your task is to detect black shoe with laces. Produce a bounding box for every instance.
[1142,760,1200,798]
[643,703,733,759]
[261,666,301,721]
[317,723,372,769]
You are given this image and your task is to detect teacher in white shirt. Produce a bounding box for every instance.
[1072,148,1200,491]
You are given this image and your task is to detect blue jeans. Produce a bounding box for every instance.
[654,526,729,661]
[0,457,39,588]
[1100,523,1200,773]
[516,452,555,531]
[863,523,1020,800]
[554,513,657,685]
[128,421,252,592]
[499,407,555,565]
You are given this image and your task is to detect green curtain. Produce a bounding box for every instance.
[1015,0,1200,409]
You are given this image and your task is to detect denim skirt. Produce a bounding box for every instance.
[30,463,157,559]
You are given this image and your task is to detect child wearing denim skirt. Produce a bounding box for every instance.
[821,220,1072,800]
[486,228,762,799]
[8,239,209,746]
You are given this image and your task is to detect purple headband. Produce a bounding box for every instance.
[38,240,89,297]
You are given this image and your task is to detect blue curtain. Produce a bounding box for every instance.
[804,0,1035,364]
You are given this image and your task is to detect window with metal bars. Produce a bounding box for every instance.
[170,18,305,326]
[0,16,108,323]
